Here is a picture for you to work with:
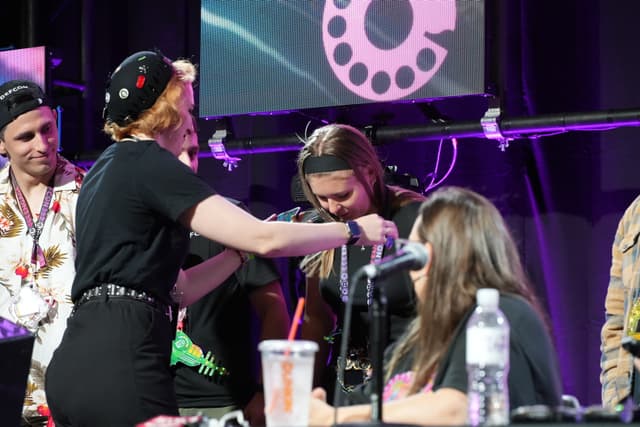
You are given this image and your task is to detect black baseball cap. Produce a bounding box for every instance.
[103,50,174,126]
[0,80,49,131]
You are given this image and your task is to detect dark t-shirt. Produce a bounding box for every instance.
[174,200,281,408]
[320,200,421,349]
[433,294,562,409]
[318,199,421,394]
[347,294,562,411]
[72,139,215,303]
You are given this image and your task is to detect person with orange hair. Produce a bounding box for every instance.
[44,50,397,427]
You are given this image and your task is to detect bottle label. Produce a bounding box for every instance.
[466,326,509,366]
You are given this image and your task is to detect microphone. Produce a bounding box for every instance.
[361,241,428,279]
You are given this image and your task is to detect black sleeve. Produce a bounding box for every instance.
[236,255,281,290]
[184,197,281,288]
[393,201,423,238]
[222,198,281,289]
[432,296,563,409]
[505,298,563,408]
[137,144,215,221]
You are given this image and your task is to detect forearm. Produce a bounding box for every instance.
[204,218,355,258]
[379,389,467,425]
[301,318,333,387]
[301,280,335,386]
[335,404,371,424]
[175,248,242,308]
[252,283,291,341]
[314,388,467,426]
[185,196,394,257]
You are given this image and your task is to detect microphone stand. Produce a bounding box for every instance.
[333,267,389,427]
[369,285,388,423]
[333,269,365,419]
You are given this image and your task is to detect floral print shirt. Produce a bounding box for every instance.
[0,155,84,421]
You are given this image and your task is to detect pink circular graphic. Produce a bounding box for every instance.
[322,0,456,101]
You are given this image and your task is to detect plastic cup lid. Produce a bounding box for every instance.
[258,339,319,353]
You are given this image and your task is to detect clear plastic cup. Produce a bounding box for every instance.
[259,339,318,427]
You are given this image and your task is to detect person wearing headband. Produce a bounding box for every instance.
[0,79,84,426]
[309,187,562,426]
[296,123,425,400]
[44,51,397,427]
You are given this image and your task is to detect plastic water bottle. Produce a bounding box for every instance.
[466,288,510,426]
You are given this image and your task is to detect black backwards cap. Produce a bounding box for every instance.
[0,80,48,131]
[103,50,174,126]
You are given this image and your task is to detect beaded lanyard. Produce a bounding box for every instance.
[10,170,54,269]
[339,243,384,305]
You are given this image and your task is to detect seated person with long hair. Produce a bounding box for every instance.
[309,186,562,426]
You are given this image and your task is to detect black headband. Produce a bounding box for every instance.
[303,155,351,174]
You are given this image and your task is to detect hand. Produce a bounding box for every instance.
[243,391,265,427]
[309,387,334,427]
[354,214,398,246]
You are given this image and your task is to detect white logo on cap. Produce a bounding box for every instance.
[0,85,30,101]
[119,88,129,100]
[105,93,110,103]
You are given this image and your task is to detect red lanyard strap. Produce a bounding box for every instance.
[10,170,54,268]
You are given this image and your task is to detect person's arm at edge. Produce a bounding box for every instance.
[250,280,291,342]
[175,248,243,308]
[309,386,467,426]
[181,195,396,257]
[244,280,290,427]
[300,275,335,387]
[601,207,630,407]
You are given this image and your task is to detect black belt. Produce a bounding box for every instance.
[74,283,173,321]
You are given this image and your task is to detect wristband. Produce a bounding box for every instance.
[344,220,361,245]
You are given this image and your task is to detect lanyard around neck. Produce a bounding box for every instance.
[339,243,384,306]
[10,169,54,269]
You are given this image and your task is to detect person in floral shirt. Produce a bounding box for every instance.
[0,79,84,426]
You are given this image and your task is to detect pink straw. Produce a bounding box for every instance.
[287,297,305,341]
[266,297,306,415]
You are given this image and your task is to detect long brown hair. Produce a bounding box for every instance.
[386,186,542,393]
[104,60,196,141]
[296,124,423,277]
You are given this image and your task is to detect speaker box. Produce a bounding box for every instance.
[0,317,35,427]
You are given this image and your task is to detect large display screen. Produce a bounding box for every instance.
[199,0,486,118]
[0,46,47,90]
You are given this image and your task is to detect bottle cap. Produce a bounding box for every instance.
[476,288,499,309]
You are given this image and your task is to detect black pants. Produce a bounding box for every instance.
[45,296,178,427]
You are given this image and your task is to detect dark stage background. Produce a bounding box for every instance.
[1,0,638,407]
